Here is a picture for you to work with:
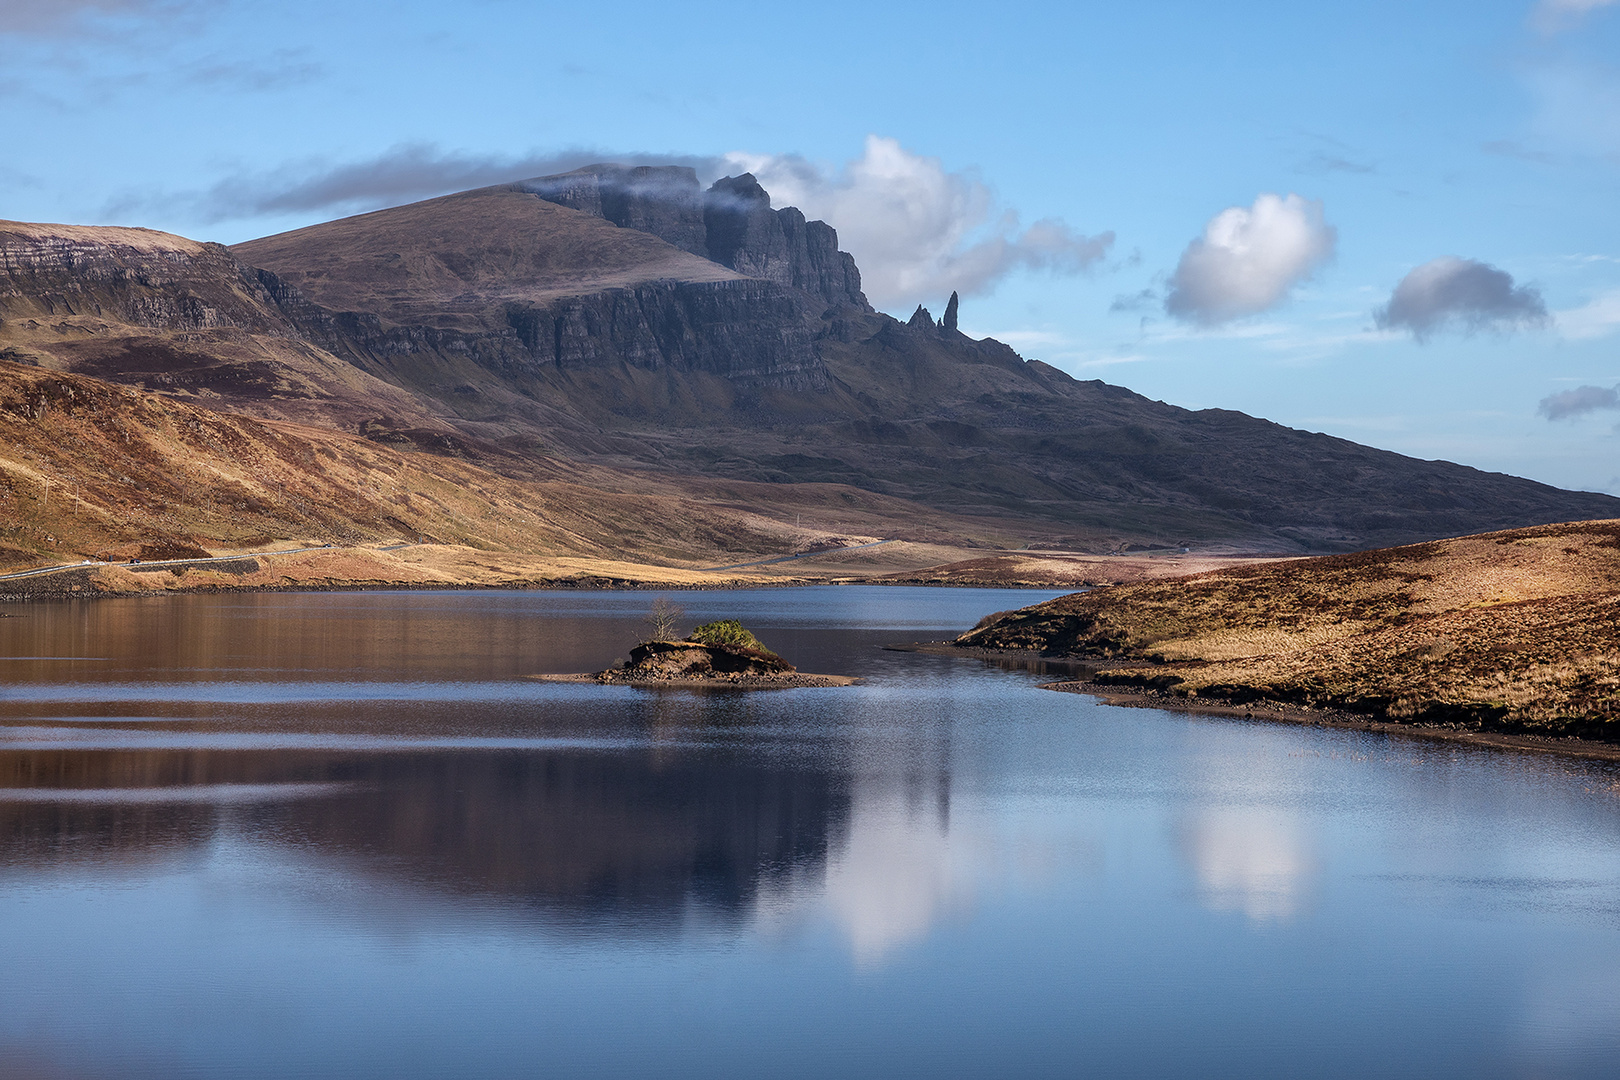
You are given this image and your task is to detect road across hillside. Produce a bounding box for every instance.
[700,540,894,572]
[0,544,418,582]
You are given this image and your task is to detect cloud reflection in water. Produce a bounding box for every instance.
[1178,807,1316,920]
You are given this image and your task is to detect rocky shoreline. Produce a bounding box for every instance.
[893,638,1620,762]
[533,671,857,690]
[1041,678,1620,763]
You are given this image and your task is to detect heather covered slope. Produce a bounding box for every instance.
[958,521,1620,738]
[0,361,811,572]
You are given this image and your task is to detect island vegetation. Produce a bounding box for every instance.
[534,600,855,689]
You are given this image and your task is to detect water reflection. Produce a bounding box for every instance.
[0,748,847,925]
[1177,807,1315,920]
[757,776,976,964]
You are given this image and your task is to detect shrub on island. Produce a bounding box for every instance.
[685,619,778,658]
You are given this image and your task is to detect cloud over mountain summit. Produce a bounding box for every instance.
[728,136,1113,310]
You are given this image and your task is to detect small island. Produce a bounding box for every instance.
[536,607,857,690]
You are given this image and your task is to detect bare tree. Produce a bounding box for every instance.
[645,596,685,641]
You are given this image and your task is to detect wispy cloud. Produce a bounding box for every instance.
[1070,354,1151,369]
[183,50,324,92]
[1109,287,1158,314]
[0,0,198,35]
[1539,384,1620,419]
[104,143,723,224]
[1531,0,1620,33]
[1296,151,1375,175]
[972,329,1073,350]
[1481,139,1558,164]
[1164,193,1337,326]
[1375,257,1548,341]
[1555,287,1620,339]
[727,135,1113,309]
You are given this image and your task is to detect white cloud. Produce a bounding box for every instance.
[1163,193,1336,326]
[726,135,1113,310]
[1374,256,1548,340]
[1556,287,1620,340]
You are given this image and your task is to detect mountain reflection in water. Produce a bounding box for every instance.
[0,747,847,924]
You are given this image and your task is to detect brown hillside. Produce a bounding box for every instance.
[958,521,1620,738]
[0,361,1148,590]
[0,361,805,569]
[231,185,742,327]
[0,217,458,435]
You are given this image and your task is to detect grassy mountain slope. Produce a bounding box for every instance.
[0,361,802,570]
[231,185,742,325]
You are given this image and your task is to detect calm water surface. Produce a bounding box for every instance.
[1,587,1619,1079]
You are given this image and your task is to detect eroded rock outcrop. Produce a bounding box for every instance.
[0,222,291,335]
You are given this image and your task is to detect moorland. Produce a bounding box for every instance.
[958,519,1620,743]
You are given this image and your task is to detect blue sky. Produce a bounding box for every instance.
[4,0,1619,493]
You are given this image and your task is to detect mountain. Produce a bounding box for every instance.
[4,167,1617,567]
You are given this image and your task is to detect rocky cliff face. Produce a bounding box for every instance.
[232,183,838,399]
[502,277,828,387]
[523,167,867,312]
[0,222,292,335]
[258,267,829,394]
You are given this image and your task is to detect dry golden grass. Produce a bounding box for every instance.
[0,363,825,576]
[0,363,1150,591]
[879,551,1276,588]
[960,522,1620,738]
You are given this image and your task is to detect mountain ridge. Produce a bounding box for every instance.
[3,169,1616,564]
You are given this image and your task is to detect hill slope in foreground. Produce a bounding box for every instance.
[959,521,1620,742]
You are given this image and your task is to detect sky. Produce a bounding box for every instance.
[3,0,1619,494]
